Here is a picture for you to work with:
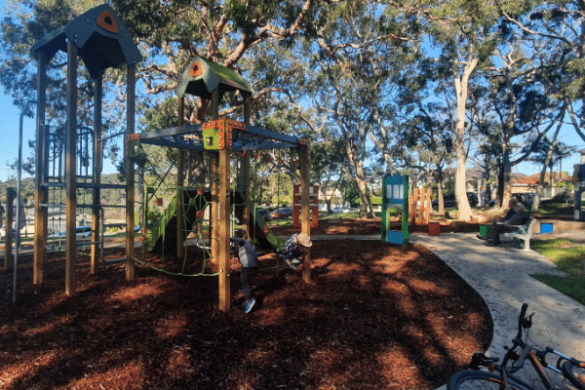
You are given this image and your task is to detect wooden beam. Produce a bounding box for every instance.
[126,65,136,281]
[4,188,15,270]
[91,75,102,274]
[411,187,419,226]
[424,188,431,224]
[218,147,231,312]
[242,96,251,236]
[34,52,48,284]
[210,90,219,261]
[300,146,311,283]
[177,97,185,259]
[65,40,78,296]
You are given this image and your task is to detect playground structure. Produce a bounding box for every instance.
[292,184,319,229]
[408,187,431,225]
[27,4,314,312]
[381,173,409,245]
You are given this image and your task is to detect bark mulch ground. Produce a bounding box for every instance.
[1,240,492,390]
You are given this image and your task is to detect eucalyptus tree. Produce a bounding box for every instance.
[499,0,585,143]
[421,0,502,221]
[303,0,420,218]
[1,0,338,181]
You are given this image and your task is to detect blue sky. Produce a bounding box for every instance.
[0,0,583,183]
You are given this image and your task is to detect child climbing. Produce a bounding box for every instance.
[282,233,313,270]
[230,229,258,314]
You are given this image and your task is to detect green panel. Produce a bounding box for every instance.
[479,224,491,237]
[147,195,179,252]
[127,138,141,159]
[203,127,220,150]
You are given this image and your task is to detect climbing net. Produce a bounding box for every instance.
[135,184,218,276]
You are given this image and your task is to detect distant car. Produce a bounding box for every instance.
[0,225,16,240]
[271,207,292,219]
[256,209,272,221]
[50,226,93,238]
[432,193,478,210]
[135,222,154,233]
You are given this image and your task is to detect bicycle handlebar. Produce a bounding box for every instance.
[517,303,528,339]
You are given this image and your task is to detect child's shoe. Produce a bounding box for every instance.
[244,299,256,314]
[286,260,297,270]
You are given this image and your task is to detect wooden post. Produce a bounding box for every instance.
[210,90,219,261]
[65,40,78,296]
[412,187,419,226]
[125,65,136,281]
[218,146,231,311]
[91,75,102,274]
[300,146,311,283]
[424,188,431,224]
[177,97,185,259]
[417,188,425,225]
[34,52,48,284]
[4,188,15,270]
[242,95,251,236]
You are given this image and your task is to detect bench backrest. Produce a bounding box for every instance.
[526,218,537,236]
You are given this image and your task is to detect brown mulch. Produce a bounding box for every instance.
[0,240,492,390]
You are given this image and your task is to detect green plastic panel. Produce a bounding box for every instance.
[203,127,220,150]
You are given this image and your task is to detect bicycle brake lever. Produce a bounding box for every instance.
[520,313,533,329]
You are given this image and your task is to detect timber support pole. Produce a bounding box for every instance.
[65,40,78,296]
[34,51,48,284]
[91,74,102,274]
[300,146,311,283]
[125,65,136,281]
[177,97,185,259]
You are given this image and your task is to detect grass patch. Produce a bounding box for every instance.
[530,274,585,306]
[536,203,574,215]
[531,238,585,305]
[531,239,585,276]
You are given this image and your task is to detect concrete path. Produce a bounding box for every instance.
[307,232,585,389]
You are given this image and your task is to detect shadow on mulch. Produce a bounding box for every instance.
[0,240,492,390]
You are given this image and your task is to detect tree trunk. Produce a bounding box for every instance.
[533,123,562,211]
[452,52,478,222]
[437,165,445,215]
[355,163,373,218]
[500,138,513,210]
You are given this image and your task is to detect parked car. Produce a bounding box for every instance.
[432,192,478,210]
[256,209,272,221]
[50,226,93,238]
[134,222,155,233]
[271,207,292,219]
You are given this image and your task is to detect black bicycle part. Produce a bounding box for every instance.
[447,369,532,390]
[561,359,585,390]
[469,351,499,370]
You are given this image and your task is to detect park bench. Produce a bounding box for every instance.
[502,218,537,251]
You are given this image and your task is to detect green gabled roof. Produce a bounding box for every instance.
[30,3,142,79]
[175,55,254,99]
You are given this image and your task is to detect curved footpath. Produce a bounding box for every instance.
[308,232,585,390]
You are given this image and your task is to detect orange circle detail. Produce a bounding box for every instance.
[189,61,203,77]
[236,150,247,158]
